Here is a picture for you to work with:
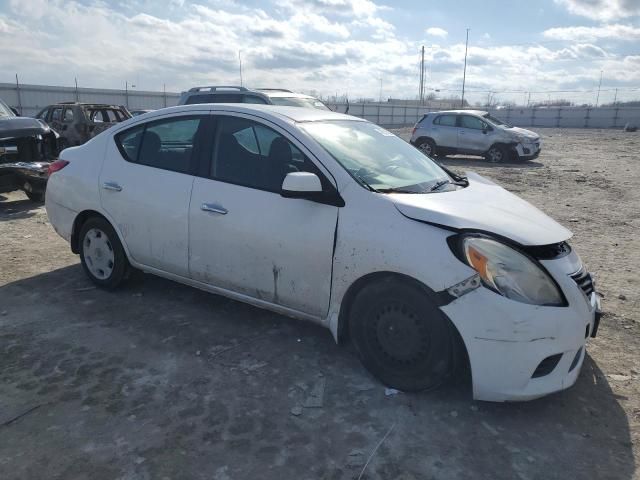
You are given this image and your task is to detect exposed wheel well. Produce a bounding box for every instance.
[414,136,435,146]
[70,210,108,254]
[337,271,470,375]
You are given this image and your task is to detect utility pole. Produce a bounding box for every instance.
[461,28,470,109]
[238,50,243,87]
[163,83,167,108]
[379,76,383,103]
[419,45,425,104]
[527,91,531,107]
[595,70,603,107]
[74,77,79,102]
[125,80,129,108]
[613,88,618,105]
[15,74,22,115]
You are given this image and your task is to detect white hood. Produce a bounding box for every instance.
[391,172,572,246]
[508,126,539,140]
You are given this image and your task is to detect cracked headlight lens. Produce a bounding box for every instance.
[461,236,564,306]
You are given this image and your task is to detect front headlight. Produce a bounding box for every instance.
[460,236,564,306]
[514,134,527,143]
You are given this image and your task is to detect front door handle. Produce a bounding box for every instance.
[201,203,228,215]
[102,181,122,192]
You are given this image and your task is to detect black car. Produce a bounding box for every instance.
[0,98,59,202]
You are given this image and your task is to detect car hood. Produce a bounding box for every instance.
[507,126,539,140]
[0,117,52,140]
[390,172,572,246]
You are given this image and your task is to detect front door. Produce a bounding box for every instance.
[189,114,338,318]
[100,112,208,276]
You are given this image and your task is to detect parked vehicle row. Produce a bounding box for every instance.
[45,103,599,402]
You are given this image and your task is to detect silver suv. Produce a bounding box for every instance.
[410,110,541,162]
[178,86,330,110]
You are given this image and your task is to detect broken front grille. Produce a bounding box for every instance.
[571,268,594,297]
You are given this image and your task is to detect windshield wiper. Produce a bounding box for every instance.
[355,175,380,193]
[430,179,451,192]
[377,187,422,194]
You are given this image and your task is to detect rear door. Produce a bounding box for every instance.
[100,112,209,276]
[430,114,458,148]
[457,115,492,154]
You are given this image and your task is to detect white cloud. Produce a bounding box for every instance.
[426,27,448,38]
[555,0,640,21]
[543,23,640,41]
[0,0,638,105]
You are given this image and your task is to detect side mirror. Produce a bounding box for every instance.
[281,172,322,197]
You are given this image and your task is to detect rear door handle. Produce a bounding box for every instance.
[201,203,228,215]
[102,181,122,192]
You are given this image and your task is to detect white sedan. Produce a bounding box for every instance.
[45,104,600,402]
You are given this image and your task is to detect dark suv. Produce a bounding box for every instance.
[1,97,59,201]
[35,103,131,149]
[178,86,329,110]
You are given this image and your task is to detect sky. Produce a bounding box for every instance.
[1,0,639,105]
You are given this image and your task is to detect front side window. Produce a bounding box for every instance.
[50,108,63,122]
[484,113,512,128]
[300,120,449,193]
[212,116,317,192]
[434,114,457,127]
[0,99,15,117]
[115,116,203,174]
[460,115,486,130]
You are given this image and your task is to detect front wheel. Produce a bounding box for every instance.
[349,278,455,392]
[79,217,129,289]
[485,144,509,163]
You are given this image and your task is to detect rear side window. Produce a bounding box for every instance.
[243,95,268,104]
[115,116,204,174]
[434,114,457,127]
[63,108,74,122]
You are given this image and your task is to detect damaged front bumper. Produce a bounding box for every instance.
[441,250,600,402]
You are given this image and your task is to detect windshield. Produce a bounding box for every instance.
[269,96,330,110]
[0,99,15,118]
[300,120,451,193]
[484,113,512,128]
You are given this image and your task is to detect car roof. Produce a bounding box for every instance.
[50,102,124,108]
[430,109,488,116]
[144,103,362,124]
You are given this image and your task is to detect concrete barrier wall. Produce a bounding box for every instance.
[0,82,180,117]
[327,103,640,129]
[2,82,638,129]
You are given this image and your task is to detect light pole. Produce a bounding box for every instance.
[595,70,603,107]
[461,28,470,109]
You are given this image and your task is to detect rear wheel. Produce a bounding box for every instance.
[349,277,455,392]
[416,138,437,157]
[79,217,129,289]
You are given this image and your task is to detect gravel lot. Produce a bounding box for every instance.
[1,128,638,479]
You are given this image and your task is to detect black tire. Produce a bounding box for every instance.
[25,190,45,202]
[416,138,437,157]
[485,144,509,163]
[79,217,129,290]
[349,277,455,392]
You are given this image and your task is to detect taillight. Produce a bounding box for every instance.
[48,160,69,176]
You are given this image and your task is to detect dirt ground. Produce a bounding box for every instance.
[1,128,638,480]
